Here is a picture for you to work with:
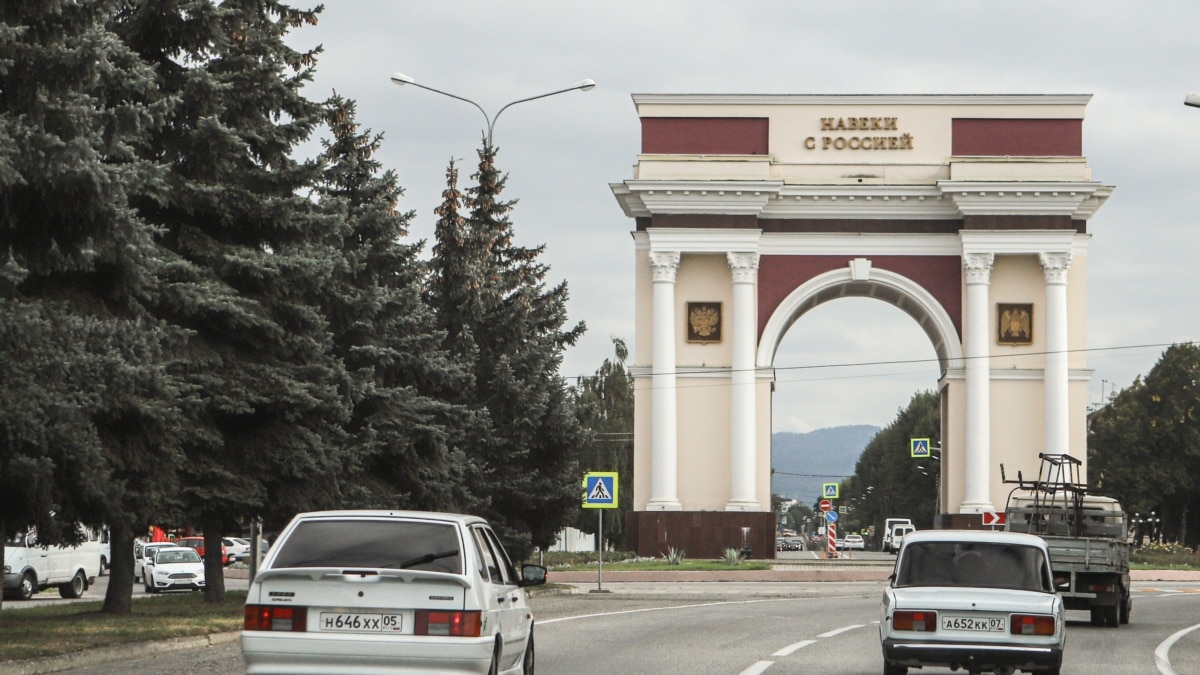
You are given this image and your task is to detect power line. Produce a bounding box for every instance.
[563,340,1187,388]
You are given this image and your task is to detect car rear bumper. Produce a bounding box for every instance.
[241,631,497,674]
[883,638,1062,671]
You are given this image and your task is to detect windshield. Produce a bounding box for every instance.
[895,541,1051,592]
[157,549,201,564]
[270,519,463,574]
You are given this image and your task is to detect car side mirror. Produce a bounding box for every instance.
[519,563,548,587]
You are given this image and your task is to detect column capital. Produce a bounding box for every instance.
[962,252,995,284]
[1038,251,1073,285]
[726,251,760,284]
[649,250,681,282]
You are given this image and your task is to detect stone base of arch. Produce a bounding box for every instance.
[626,511,777,560]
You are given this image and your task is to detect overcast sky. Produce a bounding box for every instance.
[286,1,1200,434]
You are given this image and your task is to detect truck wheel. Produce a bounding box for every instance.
[1103,604,1120,628]
[16,572,36,600]
[883,661,907,675]
[1120,596,1131,624]
[59,571,86,599]
[1089,607,1104,626]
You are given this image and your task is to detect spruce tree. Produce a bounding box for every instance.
[316,95,476,511]
[571,338,635,549]
[429,143,587,558]
[116,0,350,601]
[0,0,186,612]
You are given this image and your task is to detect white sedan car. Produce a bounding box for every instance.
[223,537,252,563]
[880,529,1064,675]
[134,541,179,582]
[241,510,546,674]
[842,534,866,551]
[143,546,205,593]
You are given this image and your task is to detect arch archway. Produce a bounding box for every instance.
[612,94,1112,558]
[758,262,964,374]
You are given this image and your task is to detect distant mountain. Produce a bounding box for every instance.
[772,425,880,504]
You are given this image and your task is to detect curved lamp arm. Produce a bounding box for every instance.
[390,73,595,146]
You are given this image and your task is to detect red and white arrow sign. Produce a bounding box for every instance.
[982,511,1006,526]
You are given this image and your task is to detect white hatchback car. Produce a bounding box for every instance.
[880,529,1064,675]
[143,546,205,593]
[134,541,179,582]
[241,510,546,674]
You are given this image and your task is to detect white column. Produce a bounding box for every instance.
[1039,252,1072,457]
[961,253,994,513]
[648,251,682,510]
[726,252,760,511]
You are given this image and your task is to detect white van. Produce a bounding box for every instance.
[890,523,916,552]
[3,527,102,600]
[881,517,913,553]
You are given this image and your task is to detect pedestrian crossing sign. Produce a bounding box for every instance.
[911,438,931,458]
[583,472,618,509]
[822,483,839,499]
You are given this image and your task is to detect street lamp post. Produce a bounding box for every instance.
[389,73,595,147]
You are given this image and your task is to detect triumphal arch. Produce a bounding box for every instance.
[609,94,1112,558]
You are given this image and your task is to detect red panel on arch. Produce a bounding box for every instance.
[641,117,769,155]
[758,255,963,339]
[952,119,1082,156]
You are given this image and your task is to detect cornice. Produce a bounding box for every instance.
[632,94,1094,107]
[938,180,1110,218]
[613,180,781,217]
[767,184,958,219]
[614,179,1111,221]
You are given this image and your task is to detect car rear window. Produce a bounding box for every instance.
[895,541,1050,592]
[269,519,463,574]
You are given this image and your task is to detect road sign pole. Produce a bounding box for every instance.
[597,509,603,592]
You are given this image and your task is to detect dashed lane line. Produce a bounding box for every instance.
[743,622,873,674]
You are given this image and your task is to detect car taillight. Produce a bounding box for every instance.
[1010,614,1056,636]
[1087,583,1114,593]
[892,610,937,632]
[244,605,308,632]
[414,610,482,637]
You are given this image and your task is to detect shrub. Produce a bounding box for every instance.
[1131,541,1198,569]
[662,546,686,565]
[536,550,639,568]
[721,548,742,566]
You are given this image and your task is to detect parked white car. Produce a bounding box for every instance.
[223,537,252,563]
[134,541,178,582]
[241,510,546,674]
[143,546,205,593]
[880,529,1064,675]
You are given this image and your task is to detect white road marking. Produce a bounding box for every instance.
[818,623,864,638]
[772,639,816,656]
[538,598,789,625]
[1155,621,1200,675]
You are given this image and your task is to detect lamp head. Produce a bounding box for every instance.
[573,79,597,92]
[1186,92,1200,108]
[390,73,415,87]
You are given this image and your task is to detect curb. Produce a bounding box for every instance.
[0,632,239,675]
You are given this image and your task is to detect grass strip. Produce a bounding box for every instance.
[0,591,246,662]
[552,559,773,572]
